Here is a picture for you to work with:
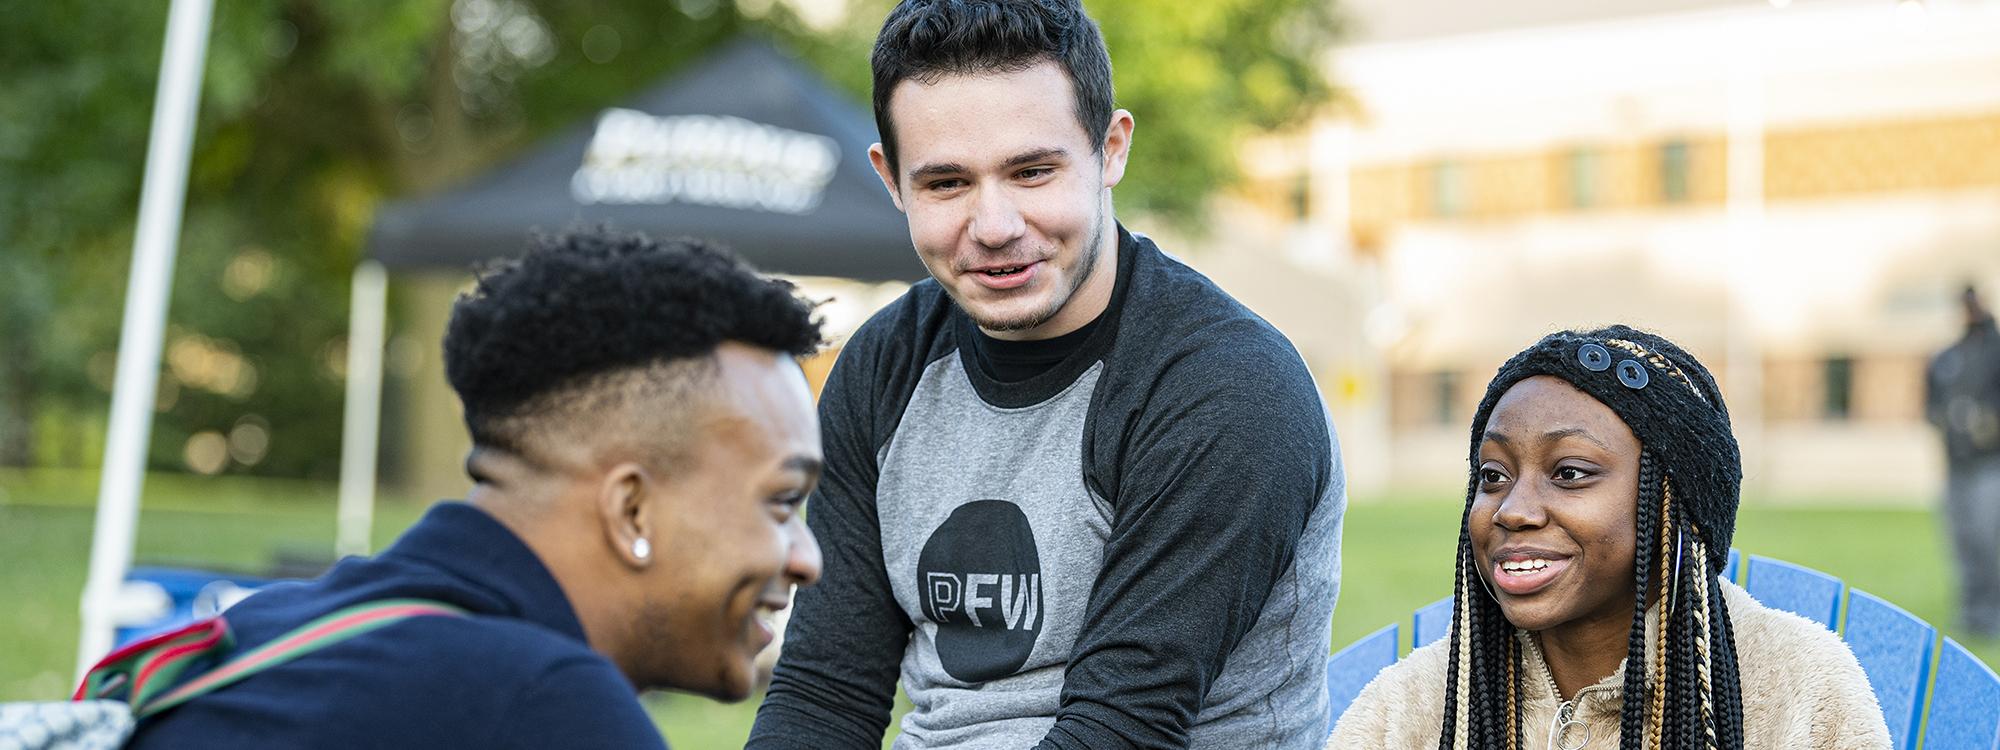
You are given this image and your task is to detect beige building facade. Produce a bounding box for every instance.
[1188,0,2000,502]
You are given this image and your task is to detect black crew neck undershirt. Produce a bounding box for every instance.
[966,314,1103,384]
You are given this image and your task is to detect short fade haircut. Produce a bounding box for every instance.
[871,0,1114,180]
[443,228,822,456]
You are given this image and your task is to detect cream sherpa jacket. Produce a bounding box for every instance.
[1328,581,1891,749]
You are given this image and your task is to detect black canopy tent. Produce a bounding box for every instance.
[363,36,922,280]
[334,38,922,555]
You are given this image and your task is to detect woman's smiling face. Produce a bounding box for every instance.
[1470,375,1644,634]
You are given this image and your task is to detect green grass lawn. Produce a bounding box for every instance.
[0,468,1979,747]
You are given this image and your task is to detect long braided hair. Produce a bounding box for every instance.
[1437,326,1745,750]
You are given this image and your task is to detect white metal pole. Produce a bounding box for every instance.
[76,0,216,678]
[335,261,388,557]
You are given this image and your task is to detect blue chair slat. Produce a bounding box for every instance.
[1922,637,2000,750]
[1412,597,1454,649]
[1723,547,1742,584]
[1842,589,1935,750]
[1326,623,1399,737]
[1744,555,1843,629]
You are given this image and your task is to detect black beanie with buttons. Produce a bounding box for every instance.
[1463,324,1742,573]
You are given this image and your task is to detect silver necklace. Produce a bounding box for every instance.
[1545,698,1591,750]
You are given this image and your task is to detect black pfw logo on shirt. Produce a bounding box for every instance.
[916,500,1043,683]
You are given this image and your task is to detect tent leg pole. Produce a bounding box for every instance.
[76,0,215,680]
[335,261,388,559]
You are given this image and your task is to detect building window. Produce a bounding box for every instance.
[1432,161,1465,218]
[1660,140,1690,203]
[1290,173,1311,221]
[1569,148,1598,208]
[1434,371,1460,425]
[1823,356,1854,420]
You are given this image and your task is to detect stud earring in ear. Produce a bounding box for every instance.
[632,537,651,561]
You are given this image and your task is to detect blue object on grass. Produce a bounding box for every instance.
[113,566,272,647]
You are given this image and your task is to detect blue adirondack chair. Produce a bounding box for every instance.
[1844,590,1934,750]
[1325,552,2000,748]
[1744,555,1844,629]
[1324,623,1398,735]
[1412,596,1453,649]
[1923,637,2000,750]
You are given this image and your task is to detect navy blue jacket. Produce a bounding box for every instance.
[128,502,668,749]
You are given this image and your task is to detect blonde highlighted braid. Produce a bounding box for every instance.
[1647,487,1672,745]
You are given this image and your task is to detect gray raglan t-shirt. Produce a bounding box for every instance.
[752,228,1345,749]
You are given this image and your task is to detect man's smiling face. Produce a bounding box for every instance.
[871,59,1130,341]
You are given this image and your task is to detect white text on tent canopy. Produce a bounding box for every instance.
[571,109,841,215]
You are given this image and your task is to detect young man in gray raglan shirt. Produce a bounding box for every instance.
[749,1,1345,747]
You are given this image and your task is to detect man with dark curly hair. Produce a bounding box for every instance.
[129,229,825,749]
[751,1,1345,748]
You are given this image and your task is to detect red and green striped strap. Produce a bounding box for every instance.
[76,617,234,706]
[135,598,465,717]
[78,598,465,718]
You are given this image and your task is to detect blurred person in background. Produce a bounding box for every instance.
[128,229,825,748]
[1928,283,2000,639]
[748,0,1345,747]
[1331,326,1889,749]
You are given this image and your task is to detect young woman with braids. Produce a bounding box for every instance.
[1330,326,1889,749]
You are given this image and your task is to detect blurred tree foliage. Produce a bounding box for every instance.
[0,0,1341,479]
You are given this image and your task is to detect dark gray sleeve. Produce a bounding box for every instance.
[1038,338,1332,750]
[749,332,913,750]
